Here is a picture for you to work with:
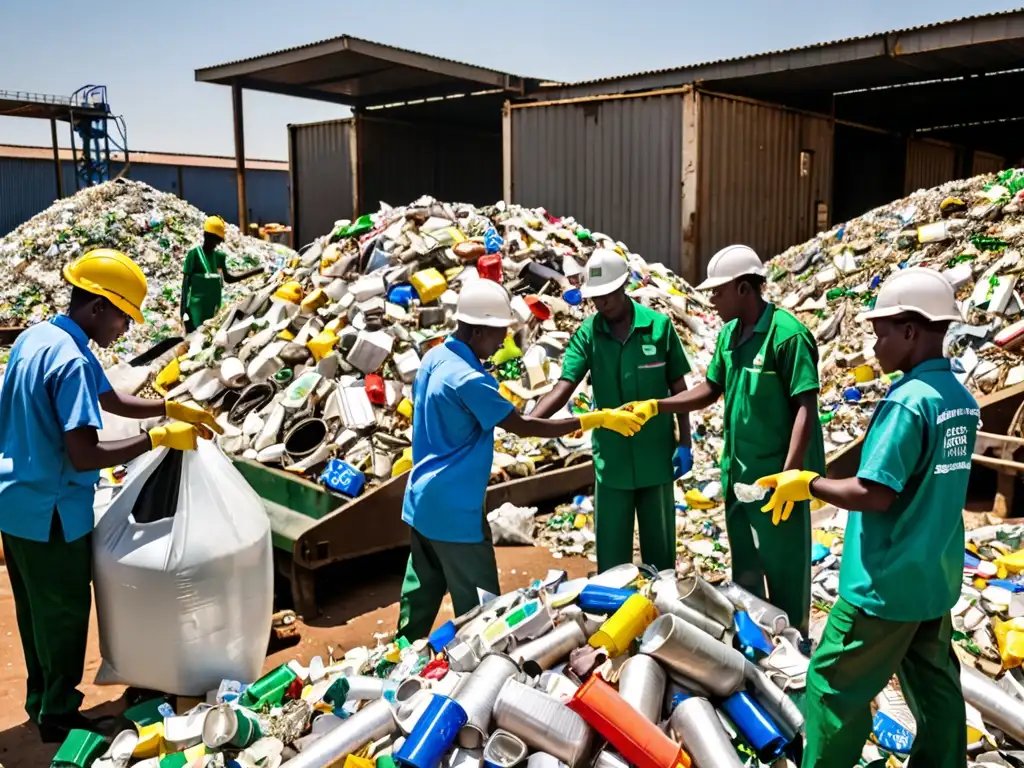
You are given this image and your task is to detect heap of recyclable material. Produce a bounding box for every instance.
[147,196,721,499]
[65,564,817,768]
[766,169,1024,457]
[0,179,291,367]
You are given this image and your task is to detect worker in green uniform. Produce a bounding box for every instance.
[629,244,825,637]
[758,268,975,767]
[532,248,692,573]
[181,215,263,333]
[0,249,220,743]
[398,280,645,640]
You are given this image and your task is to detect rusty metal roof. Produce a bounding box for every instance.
[195,35,537,108]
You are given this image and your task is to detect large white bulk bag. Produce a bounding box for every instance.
[93,440,273,696]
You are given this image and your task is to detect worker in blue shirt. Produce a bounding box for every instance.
[397,279,646,640]
[0,249,221,744]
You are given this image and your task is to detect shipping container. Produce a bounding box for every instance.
[509,92,684,274]
[289,119,355,249]
[904,137,959,194]
[973,150,1007,176]
[696,92,832,276]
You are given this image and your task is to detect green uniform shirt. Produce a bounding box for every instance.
[840,358,979,621]
[561,301,690,490]
[707,303,826,490]
[182,246,227,327]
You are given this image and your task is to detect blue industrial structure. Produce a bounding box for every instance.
[67,85,128,189]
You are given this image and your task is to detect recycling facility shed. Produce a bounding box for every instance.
[0,144,289,238]
[198,10,1024,283]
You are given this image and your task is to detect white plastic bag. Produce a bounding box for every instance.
[487,502,538,546]
[93,440,273,696]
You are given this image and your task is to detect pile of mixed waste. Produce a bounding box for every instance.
[137,196,722,499]
[69,564,812,768]
[767,169,1024,456]
[0,179,292,367]
[68,530,1024,768]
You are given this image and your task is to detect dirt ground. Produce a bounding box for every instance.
[0,545,593,768]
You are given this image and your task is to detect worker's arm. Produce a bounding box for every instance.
[656,380,722,413]
[99,390,167,420]
[532,325,591,418]
[499,411,585,439]
[808,477,897,513]
[814,398,921,513]
[180,248,194,320]
[530,379,577,419]
[64,428,153,472]
[670,377,692,450]
[784,391,818,471]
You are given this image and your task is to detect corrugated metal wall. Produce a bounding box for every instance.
[289,119,354,248]
[904,138,958,194]
[0,158,289,238]
[510,94,683,272]
[973,150,1006,177]
[697,93,832,266]
[357,116,501,211]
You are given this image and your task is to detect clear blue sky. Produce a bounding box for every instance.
[1,0,1018,161]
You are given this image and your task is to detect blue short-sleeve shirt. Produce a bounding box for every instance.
[401,337,515,543]
[0,315,112,542]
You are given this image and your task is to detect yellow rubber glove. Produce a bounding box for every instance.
[149,422,214,451]
[756,470,819,526]
[165,401,224,435]
[578,409,644,437]
[622,399,659,425]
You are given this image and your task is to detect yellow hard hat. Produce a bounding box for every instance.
[273,281,304,304]
[204,215,226,239]
[63,249,148,324]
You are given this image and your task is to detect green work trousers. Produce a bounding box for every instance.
[397,524,500,642]
[725,494,810,634]
[804,597,966,768]
[594,482,676,573]
[2,515,92,724]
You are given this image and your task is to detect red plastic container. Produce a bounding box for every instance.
[568,676,691,768]
[365,374,386,405]
[477,253,504,283]
[524,296,552,321]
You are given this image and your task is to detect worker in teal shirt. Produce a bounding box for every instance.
[398,280,645,640]
[0,249,219,744]
[758,268,975,767]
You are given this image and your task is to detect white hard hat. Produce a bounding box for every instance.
[697,244,766,290]
[455,279,516,328]
[581,248,630,298]
[858,267,962,323]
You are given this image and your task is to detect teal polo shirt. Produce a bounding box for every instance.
[839,357,980,621]
[0,315,112,543]
[402,337,515,544]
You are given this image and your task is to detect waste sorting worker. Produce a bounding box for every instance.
[181,215,264,333]
[757,268,975,767]
[0,248,222,744]
[531,248,692,573]
[398,279,647,640]
[628,244,825,638]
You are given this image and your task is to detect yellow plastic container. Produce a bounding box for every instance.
[997,550,1024,575]
[274,281,304,304]
[397,399,414,420]
[392,447,414,477]
[589,593,658,657]
[345,757,376,768]
[132,722,164,758]
[307,329,339,361]
[853,364,876,383]
[411,268,448,304]
[153,357,182,396]
[684,488,716,511]
[300,288,329,314]
[995,617,1024,668]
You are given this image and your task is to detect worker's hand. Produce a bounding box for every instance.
[165,401,224,435]
[756,470,820,526]
[579,409,644,438]
[673,446,693,479]
[622,399,659,424]
[149,422,214,451]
